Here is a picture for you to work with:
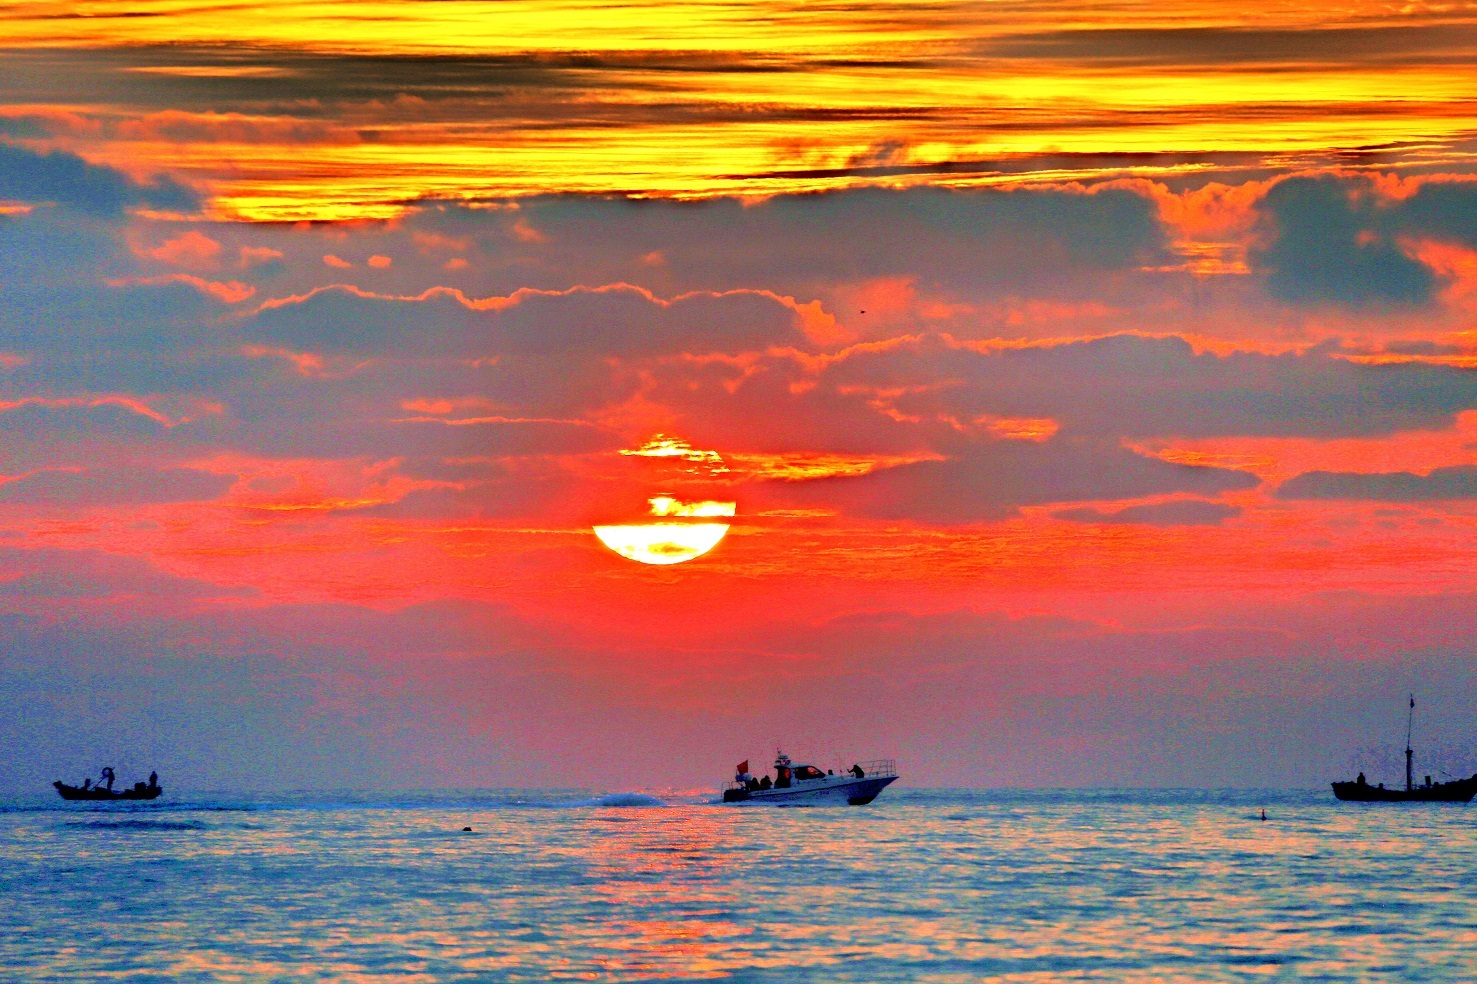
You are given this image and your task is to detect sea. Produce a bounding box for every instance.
[2,788,1474,982]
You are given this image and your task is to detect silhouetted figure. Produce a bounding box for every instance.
[81,778,91,791]
[758,775,771,790]
[149,771,158,789]
[850,764,865,779]
[1356,772,1366,786]
[1260,809,1266,821]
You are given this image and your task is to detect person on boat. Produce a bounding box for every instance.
[850,764,865,779]
[758,775,771,790]
[149,771,158,789]
[1356,772,1367,786]
[81,778,91,791]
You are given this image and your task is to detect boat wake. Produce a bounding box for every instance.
[579,793,666,808]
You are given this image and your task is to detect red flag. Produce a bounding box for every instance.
[736,760,749,774]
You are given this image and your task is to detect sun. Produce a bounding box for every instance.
[592,437,736,565]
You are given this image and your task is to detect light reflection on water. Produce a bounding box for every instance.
[2,789,1475,981]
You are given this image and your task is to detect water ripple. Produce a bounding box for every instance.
[1,789,1475,981]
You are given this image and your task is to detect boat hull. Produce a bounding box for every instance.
[722,774,897,806]
[1331,776,1476,803]
[53,781,163,802]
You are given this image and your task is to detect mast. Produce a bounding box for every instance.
[1405,694,1415,793]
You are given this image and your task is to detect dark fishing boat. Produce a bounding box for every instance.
[1332,697,1476,803]
[53,768,162,802]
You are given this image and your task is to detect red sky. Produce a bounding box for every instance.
[1,0,1475,790]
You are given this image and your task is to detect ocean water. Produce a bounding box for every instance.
[2,788,1474,982]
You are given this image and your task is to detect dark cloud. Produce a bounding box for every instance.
[1245,174,1477,308]
[1251,175,1436,305]
[0,401,187,473]
[243,284,809,357]
[877,334,1477,440]
[0,142,197,216]
[723,150,1266,184]
[518,187,1171,294]
[0,467,235,506]
[980,24,1477,66]
[1399,179,1477,248]
[0,400,166,442]
[1276,465,1477,501]
[661,334,1477,449]
[1053,500,1242,526]
[765,439,1257,524]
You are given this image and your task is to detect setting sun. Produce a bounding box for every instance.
[592,516,732,565]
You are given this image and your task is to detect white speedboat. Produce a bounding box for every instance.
[721,750,898,806]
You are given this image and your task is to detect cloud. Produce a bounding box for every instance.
[765,438,1258,523]
[655,334,1477,452]
[1246,174,1477,307]
[141,229,221,268]
[0,547,247,599]
[1252,175,1435,305]
[1053,499,1242,525]
[1275,464,1477,501]
[501,187,1172,295]
[243,283,811,357]
[0,467,235,506]
[981,23,1477,66]
[0,400,184,472]
[0,142,197,216]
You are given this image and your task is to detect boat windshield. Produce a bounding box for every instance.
[794,766,825,781]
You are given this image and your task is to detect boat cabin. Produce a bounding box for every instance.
[776,763,827,788]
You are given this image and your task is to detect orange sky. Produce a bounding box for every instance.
[6,0,1477,217]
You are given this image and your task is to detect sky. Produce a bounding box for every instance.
[1,0,1476,792]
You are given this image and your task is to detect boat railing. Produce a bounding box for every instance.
[855,759,897,778]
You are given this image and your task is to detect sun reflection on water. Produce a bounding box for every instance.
[3,791,1476,981]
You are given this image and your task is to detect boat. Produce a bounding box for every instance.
[53,768,163,802]
[1332,697,1476,803]
[721,750,898,806]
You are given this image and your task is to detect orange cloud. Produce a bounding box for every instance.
[141,230,221,269]
[106,273,255,304]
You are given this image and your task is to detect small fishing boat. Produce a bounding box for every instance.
[721,750,897,806]
[1332,697,1476,803]
[53,768,163,802]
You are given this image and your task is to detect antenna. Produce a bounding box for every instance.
[1405,694,1415,793]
